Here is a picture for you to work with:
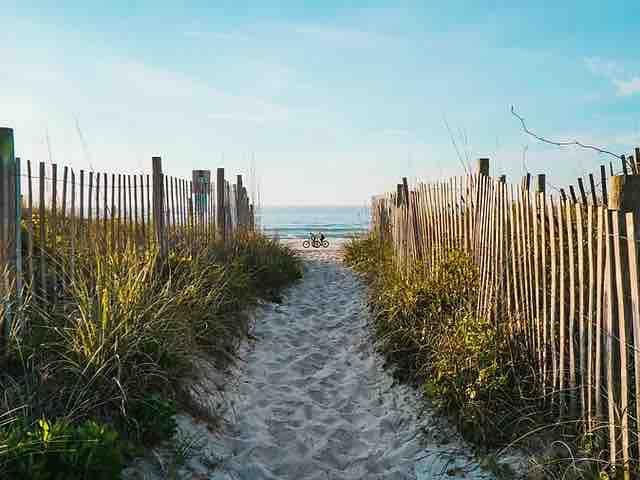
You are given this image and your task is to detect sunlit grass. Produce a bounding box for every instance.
[0,221,301,478]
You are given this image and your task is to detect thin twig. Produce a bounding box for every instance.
[442,115,470,174]
[511,106,622,160]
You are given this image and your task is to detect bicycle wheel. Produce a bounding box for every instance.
[302,240,311,248]
[312,240,321,248]
[322,240,329,248]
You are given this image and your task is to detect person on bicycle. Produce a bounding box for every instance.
[319,232,325,243]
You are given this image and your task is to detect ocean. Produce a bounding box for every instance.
[258,206,370,239]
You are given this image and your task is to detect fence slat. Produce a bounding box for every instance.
[595,207,605,420]
[61,166,68,219]
[541,191,549,391]
[95,171,101,241]
[576,204,586,420]
[133,174,139,245]
[88,171,93,223]
[171,177,177,239]
[103,173,108,235]
[52,164,57,235]
[586,206,596,428]
[604,209,617,466]
[533,188,542,383]
[566,200,577,414]
[111,174,116,247]
[70,170,76,272]
[625,212,640,461]
[39,162,46,298]
[146,174,151,244]
[558,198,566,410]
[612,212,630,471]
[27,160,34,289]
[549,197,559,395]
[117,174,122,247]
[139,174,146,245]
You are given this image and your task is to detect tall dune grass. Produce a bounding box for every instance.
[0,229,302,478]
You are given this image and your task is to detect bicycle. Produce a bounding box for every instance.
[302,234,329,248]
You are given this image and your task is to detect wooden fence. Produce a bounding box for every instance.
[0,128,255,346]
[372,151,640,471]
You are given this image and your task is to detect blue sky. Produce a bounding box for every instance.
[2,1,640,205]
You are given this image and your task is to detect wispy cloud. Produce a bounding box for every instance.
[380,128,412,137]
[585,57,640,96]
[585,57,623,78]
[207,112,275,124]
[614,77,640,96]
[104,59,291,123]
[292,24,391,48]
[181,27,250,43]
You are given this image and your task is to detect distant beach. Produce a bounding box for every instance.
[258,205,370,240]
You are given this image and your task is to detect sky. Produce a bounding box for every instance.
[1,1,640,206]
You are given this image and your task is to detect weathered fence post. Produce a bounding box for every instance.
[14,157,22,300]
[606,174,640,473]
[536,174,546,195]
[192,170,211,242]
[0,128,16,347]
[477,158,490,176]
[236,175,244,227]
[152,156,166,257]
[403,177,421,261]
[396,184,403,206]
[216,168,225,241]
[608,175,640,212]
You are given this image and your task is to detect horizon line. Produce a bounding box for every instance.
[258,204,370,208]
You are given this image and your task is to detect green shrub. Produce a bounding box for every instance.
[129,394,178,444]
[0,417,123,480]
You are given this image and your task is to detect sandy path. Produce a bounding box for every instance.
[126,239,499,479]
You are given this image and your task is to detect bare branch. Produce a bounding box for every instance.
[510,106,622,160]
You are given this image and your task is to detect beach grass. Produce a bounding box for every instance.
[344,235,589,473]
[0,229,302,478]
[344,234,615,479]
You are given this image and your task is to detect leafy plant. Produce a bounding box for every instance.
[0,417,123,479]
[129,394,178,444]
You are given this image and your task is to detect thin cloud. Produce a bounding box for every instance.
[293,24,391,48]
[614,77,640,96]
[585,57,623,78]
[585,56,640,96]
[380,128,412,137]
[208,112,271,124]
[181,27,250,43]
[105,59,291,122]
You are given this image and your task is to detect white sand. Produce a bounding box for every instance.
[124,239,520,479]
